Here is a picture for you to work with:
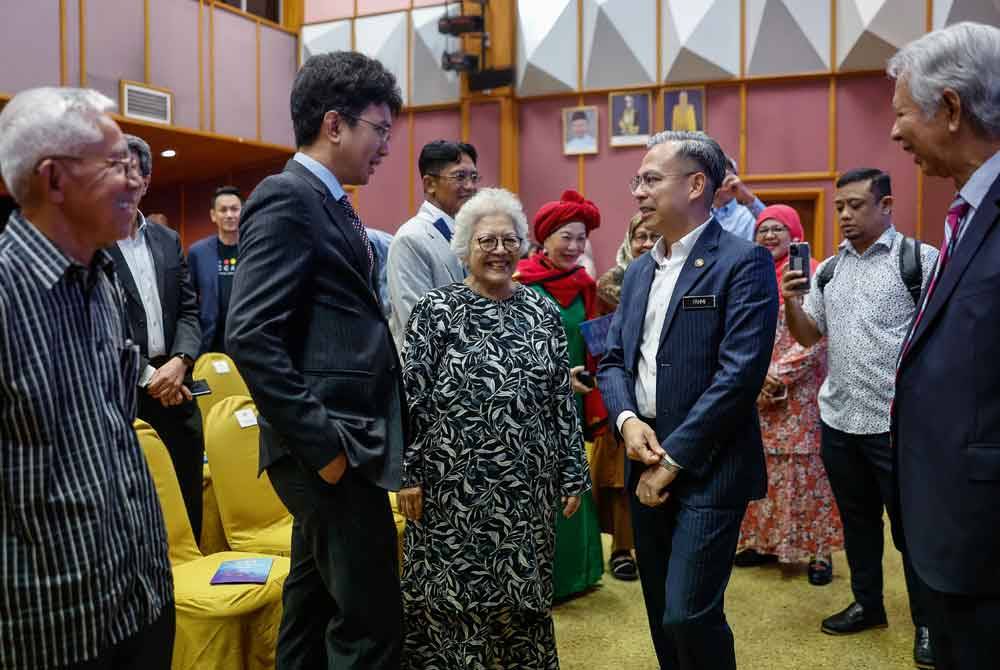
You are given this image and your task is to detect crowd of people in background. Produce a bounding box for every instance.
[0,18,998,670]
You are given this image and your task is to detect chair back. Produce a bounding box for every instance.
[203,396,292,555]
[193,352,250,422]
[134,420,203,566]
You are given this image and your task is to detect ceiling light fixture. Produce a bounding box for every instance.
[161,149,177,158]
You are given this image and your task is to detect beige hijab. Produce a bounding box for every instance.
[615,212,647,271]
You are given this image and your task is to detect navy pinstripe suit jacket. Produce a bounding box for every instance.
[597,219,778,507]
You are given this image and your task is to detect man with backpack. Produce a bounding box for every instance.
[782,169,939,669]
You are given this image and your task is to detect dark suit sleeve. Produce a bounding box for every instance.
[664,245,778,477]
[187,244,202,301]
[596,263,640,433]
[225,181,346,472]
[167,230,202,361]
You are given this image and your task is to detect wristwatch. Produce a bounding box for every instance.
[173,352,194,367]
[659,454,680,473]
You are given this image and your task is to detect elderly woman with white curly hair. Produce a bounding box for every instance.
[396,187,590,669]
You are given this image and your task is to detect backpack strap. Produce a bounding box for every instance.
[898,235,923,305]
[816,253,841,294]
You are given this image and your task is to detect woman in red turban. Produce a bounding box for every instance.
[515,189,607,598]
[736,204,843,585]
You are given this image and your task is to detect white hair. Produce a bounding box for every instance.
[451,187,530,264]
[887,22,1000,139]
[0,87,116,204]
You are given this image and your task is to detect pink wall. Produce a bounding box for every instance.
[518,97,581,237]
[213,8,258,140]
[408,108,463,210]
[149,0,201,130]
[304,0,355,23]
[260,28,297,145]
[356,112,413,234]
[468,102,502,190]
[357,0,410,14]
[705,84,742,165]
[0,3,61,93]
[86,0,145,103]
[747,80,830,174]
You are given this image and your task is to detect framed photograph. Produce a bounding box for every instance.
[562,105,599,155]
[608,91,652,147]
[661,86,706,133]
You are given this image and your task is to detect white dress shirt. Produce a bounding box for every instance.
[116,212,166,358]
[616,219,712,452]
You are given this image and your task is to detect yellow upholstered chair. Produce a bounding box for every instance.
[387,492,406,566]
[135,420,289,670]
[193,352,250,425]
[203,396,292,556]
[199,461,231,555]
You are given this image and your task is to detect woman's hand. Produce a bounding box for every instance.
[562,495,581,518]
[570,365,593,394]
[398,486,424,521]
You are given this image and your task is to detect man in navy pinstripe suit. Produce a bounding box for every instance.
[598,131,778,669]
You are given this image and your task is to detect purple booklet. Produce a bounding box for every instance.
[579,314,615,357]
[210,558,274,585]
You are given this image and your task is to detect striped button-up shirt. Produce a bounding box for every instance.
[0,212,173,668]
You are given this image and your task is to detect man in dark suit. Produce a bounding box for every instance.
[226,52,405,670]
[187,185,242,355]
[889,22,1000,669]
[598,130,777,670]
[108,134,204,540]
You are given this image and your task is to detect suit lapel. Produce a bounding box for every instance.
[659,220,721,347]
[145,223,168,302]
[628,258,656,370]
[106,242,141,305]
[904,182,1000,360]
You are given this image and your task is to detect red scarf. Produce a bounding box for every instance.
[515,252,608,438]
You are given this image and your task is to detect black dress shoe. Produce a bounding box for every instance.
[734,549,778,567]
[808,558,833,586]
[914,626,935,669]
[820,602,888,635]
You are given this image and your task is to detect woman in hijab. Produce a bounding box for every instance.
[590,211,660,581]
[515,189,606,599]
[735,205,843,585]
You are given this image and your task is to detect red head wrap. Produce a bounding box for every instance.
[532,189,601,242]
[755,204,804,241]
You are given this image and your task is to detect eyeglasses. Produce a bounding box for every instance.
[629,171,697,193]
[632,232,661,245]
[37,154,140,178]
[755,225,789,237]
[338,112,392,144]
[428,171,480,185]
[476,235,522,253]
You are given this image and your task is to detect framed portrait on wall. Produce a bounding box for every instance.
[562,105,599,155]
[608,91,652,147]
[662,86,706,132]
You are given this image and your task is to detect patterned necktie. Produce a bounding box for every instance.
[337,195,374,271]
[902,196,970,356]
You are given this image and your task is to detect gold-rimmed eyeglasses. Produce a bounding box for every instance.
[476,235,522,253]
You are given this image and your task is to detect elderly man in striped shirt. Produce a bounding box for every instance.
[0,88,174,669]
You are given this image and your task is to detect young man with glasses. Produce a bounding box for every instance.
[387,139,479,348]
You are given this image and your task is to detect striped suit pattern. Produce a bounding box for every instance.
[597,219,777,670]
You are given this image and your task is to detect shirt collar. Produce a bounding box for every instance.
[959,148,1000,212]
[419,200,455,229]
[840,224,897,257]
[711,198,739,219]
[123,211,148,242]
[6,211,115,290]
[293,151,347,201]
[649,218,711,266]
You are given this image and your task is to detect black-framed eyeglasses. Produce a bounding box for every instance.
[629,170,697,193]
[427,170,481,185]
[337,112,392,144]
[37,154,139,178]
[476,235,522,253]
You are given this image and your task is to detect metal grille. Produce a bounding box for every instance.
[122,84,171,124]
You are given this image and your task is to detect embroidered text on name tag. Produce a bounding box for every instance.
[682,295,717,310]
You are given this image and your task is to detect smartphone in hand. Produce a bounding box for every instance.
[188,379,212,397]
[788,242,811,287]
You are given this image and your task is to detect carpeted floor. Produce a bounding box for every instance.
[553,526,917,669]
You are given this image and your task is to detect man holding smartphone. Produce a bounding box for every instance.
[782,168,938,668]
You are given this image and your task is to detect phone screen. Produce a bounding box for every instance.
[188,379,212,397]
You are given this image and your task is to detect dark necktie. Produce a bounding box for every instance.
[337,195,374,271]
[432,217,452,242]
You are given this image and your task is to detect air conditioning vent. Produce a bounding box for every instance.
[120,81,172,125]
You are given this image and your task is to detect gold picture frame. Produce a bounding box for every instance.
[661,85,706,133]
[608,91,652,147]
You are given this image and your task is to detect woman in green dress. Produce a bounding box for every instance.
[515,189,606,600]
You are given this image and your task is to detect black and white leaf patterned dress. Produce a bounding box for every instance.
[400,282,590,669]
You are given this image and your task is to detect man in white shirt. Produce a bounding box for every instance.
[598,130,777,670]
[387,140,478,348]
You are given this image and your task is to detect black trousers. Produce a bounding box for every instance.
[629,417,746,670]
[137,392,204,542]
[267,457,402,670]
[60,601,175,670]
[820,422,927,625]
[923,581,1000,670]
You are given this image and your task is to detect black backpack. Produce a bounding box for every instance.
[817,235,923,304]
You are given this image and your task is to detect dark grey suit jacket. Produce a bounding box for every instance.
[107,219,201,370]
[226,159,406,490]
